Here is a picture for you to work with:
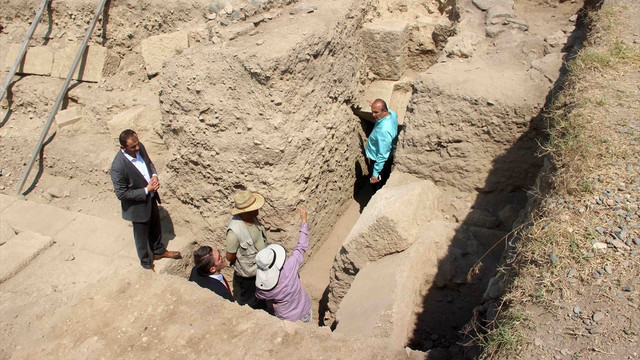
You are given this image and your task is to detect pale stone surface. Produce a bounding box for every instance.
[325,172,440,325]
[140,31,189,76]
[361,19,409,80]
[394,61,548,192]
[0,230,54,283]
[0,195,77,236]
[335,221,457,347]
[531,53,564,83]
[54,107,82,128]
[51,44,106,82]
[3,44,54,76]
[0,221,16,243]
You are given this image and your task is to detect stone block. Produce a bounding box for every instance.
[341,173,440,269]
[51,44,106,82]
[55,107,83,128]
[361,19,409,80]
[0,196,77,237]
[3,44,54,76]
[140,31,189,76]
[325,172,440,325]
[0,230,54,283]
[335,220,457,346]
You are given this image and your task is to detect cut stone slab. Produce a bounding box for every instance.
[361,19,409,80]
[3,44,54,76]
[325,172,440,325]
[140,31,189,76]
[51,44,106,82]
[0,230,54,283]
[55,107,83,128]
[0,194,19,212]
[0,197,77,237]
[335,221,457,347]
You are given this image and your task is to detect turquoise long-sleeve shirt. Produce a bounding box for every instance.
[365,109,398,177]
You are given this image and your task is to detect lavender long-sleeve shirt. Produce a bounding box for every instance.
[256,223,312,322]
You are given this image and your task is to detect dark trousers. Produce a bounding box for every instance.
[233,273,267,310]
[132,199,165,269]
[368,155,394,194]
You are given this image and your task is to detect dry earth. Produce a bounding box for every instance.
[2,0,633,359]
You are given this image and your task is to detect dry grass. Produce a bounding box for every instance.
[476,2,640,358]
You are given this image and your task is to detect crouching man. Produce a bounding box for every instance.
[189,246,234,302]
[255,208,312,323]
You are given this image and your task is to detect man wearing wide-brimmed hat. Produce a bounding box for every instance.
[225,189,269,309]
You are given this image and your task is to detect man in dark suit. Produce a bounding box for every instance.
[110,129,180,270]
[189,246,234,301]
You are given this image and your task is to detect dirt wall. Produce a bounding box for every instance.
[157,0,372,251]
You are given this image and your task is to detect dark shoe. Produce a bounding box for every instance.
[154,250,181,260]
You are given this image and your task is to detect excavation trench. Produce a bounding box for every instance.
[0,0,584,357]
[156,0,569,356]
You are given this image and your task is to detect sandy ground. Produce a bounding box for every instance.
[2,0,623,359]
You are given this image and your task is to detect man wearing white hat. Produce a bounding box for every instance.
[255,208,312,323]
[225,189,269,309]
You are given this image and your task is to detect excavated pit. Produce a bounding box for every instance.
[0,0,586,358]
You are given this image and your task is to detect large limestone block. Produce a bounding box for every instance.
[335,221,457,347]
[140,31,189,76]
[324,172,440,325]
[361,19,409,80]
[0,197,77,237]
[51,44,106,82]
[341,173,440,269]
[0,230,54,283]
[3,44,54,75]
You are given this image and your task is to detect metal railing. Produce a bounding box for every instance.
[15,0,110,195]
[0,0,51,102]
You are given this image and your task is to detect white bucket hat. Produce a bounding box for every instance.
[255,244,286,290]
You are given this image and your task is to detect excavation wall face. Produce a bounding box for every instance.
[158,1,371,248]
[395,69,547,193]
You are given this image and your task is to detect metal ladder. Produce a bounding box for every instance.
[0,0,51,102]
[11,0,110,195]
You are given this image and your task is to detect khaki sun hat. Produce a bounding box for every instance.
[255,244,286,291]
[231,190,265,215]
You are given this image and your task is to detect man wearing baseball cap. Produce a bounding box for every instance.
[225,189,268,309]
[255,208,312,323]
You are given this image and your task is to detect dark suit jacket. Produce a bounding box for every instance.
[110,142,160,223]
[188,267,234,302]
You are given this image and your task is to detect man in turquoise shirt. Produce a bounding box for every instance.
[365,99,398,193]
